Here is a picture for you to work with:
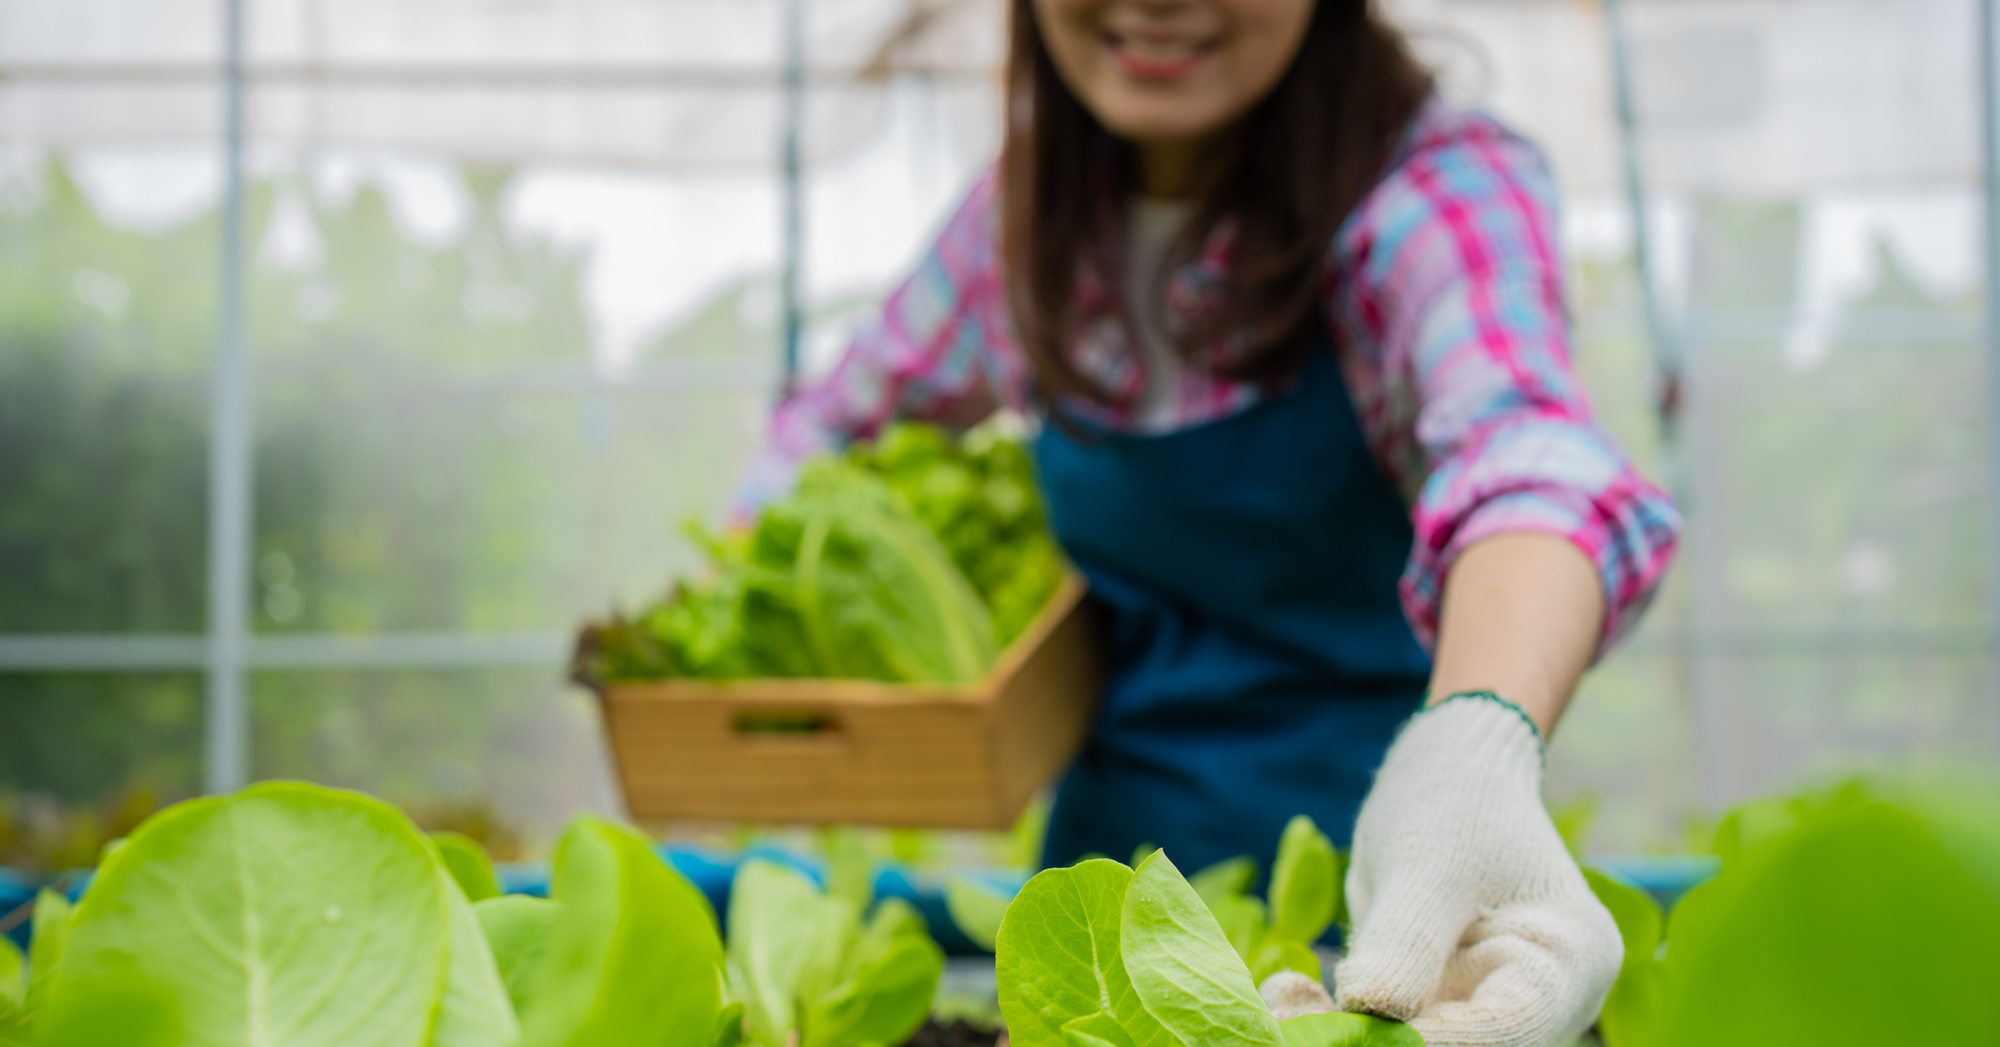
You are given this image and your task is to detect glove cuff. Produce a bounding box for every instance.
[1384,690,1547,795]
[1423,690,1544,757]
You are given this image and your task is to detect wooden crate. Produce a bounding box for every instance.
[597,575,1100,829]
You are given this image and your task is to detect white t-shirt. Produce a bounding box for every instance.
[1126,197,1193,434]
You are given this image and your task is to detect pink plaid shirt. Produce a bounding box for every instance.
[747,101,1680,651]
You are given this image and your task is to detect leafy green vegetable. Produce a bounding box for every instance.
[1268,816,1340,946]
[51,783,453,1047]
[30,968,180,1047]
[435,830,503,902]
[0,932,20,1009]
[1062,1010,1141,1047]
[1582,868,1662,1047]
[712,1000,746,1047]
[995,858,1169,1047]
[800,902,942,1047]
[22,887,68,1026]
[996,850,1417,1047]
[726,856,943,1047]
[1188,856,1258,909]
[579,421,1066,686]
[475,893,557,1018]
[433,876,522,1047]
[1122,851,1285,1047]
[1184,815,1340,983]
[1278,1012,1426,1047]
[517,815,724,1047]
[822,827,875,915]
[1657,796,2000,1047]
[729,860,824,1043]
[846,422,1067,645]
[944,874,1013,952]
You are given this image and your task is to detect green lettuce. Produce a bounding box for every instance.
[1586,778,2000,1047]
[1188,815,1341,984]
[577,421,1066,686]
[1,782,736,1047]
[726,839,944,1047]
[996,849,1418,1047]
[512,816,724,1047]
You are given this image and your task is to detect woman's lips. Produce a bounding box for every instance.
[1105,33,1214,82]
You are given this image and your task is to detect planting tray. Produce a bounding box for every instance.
[596,575,1101,829]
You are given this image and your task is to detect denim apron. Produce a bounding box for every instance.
[1034,342,1432,877]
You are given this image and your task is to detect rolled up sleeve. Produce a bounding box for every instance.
[1335,112,1681,653]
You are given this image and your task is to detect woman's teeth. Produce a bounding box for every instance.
[1119,38,1201,61]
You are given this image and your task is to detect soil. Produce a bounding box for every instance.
[902,1018,1004,1047]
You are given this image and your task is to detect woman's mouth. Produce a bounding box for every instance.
[1105,32,1216,82]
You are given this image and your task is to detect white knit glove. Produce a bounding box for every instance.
[1331,694,1622,1047]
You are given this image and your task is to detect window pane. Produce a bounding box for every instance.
[0,151,217,633]
[248,668,617,845]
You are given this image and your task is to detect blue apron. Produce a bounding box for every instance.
[1033,342,1432,878]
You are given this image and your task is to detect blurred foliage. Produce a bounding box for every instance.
[0,157,760,822]
[0,784,162,878]
[1552,197,1994,853]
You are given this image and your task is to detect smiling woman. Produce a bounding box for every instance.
[1000,0,1430,397]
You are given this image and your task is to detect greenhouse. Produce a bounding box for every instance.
[1,1,1997,1045]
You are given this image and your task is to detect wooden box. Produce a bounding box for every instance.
[597,576,1100,829]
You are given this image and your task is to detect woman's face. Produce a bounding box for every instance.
[1031,0,1316,149]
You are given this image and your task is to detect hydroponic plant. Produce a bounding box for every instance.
[994,849,1419,1047]
[574,422,1066,687]
[1580,777,2000,1047]
[0,781,736,1047]
[726,829,944,1047]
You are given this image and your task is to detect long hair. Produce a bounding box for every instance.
[1000,0,1431,403]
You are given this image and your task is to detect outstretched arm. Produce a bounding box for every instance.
[1425,531,1603,737]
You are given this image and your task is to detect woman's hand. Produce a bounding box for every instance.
[1331,533,1622,1047]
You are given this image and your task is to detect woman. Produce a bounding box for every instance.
[745,1,1679,1043]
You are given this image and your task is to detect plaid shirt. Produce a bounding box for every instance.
[748,100,1681,651]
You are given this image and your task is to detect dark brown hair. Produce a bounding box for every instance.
[1001,0,1430,403]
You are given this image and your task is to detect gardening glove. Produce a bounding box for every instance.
[1333,694,1622,1047]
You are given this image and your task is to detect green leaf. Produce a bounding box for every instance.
[24,887,72,1022]
[431,875,521,1047]
[822,827,874,914]
[793,896,862,1016]
[1062,1011,1140,1047]
[0,933,20,1008]
[944,876,1013,953]
[1581,869,1663,1047]
[786,461,997,684]
[1278,1012,1425,1047]
[52,783,451,1047]
[517,816,722,1047]
[995,859,1176,1047]
[434,831,503,903]
[1121,851,1283,1047]
[712,1000,746,1047]
[1250,941,1321,985]
[476,894,557,1019]
[1268,816,1338,945]
[728,860,825,1046]
[1657,797,2000,1047]
[1208,894,1268,964]
[1187,856,1258,910]
[854,897,929,962]
[1582,868,1661,979]
[32,968,182,1047]
[800,929,943,1047]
